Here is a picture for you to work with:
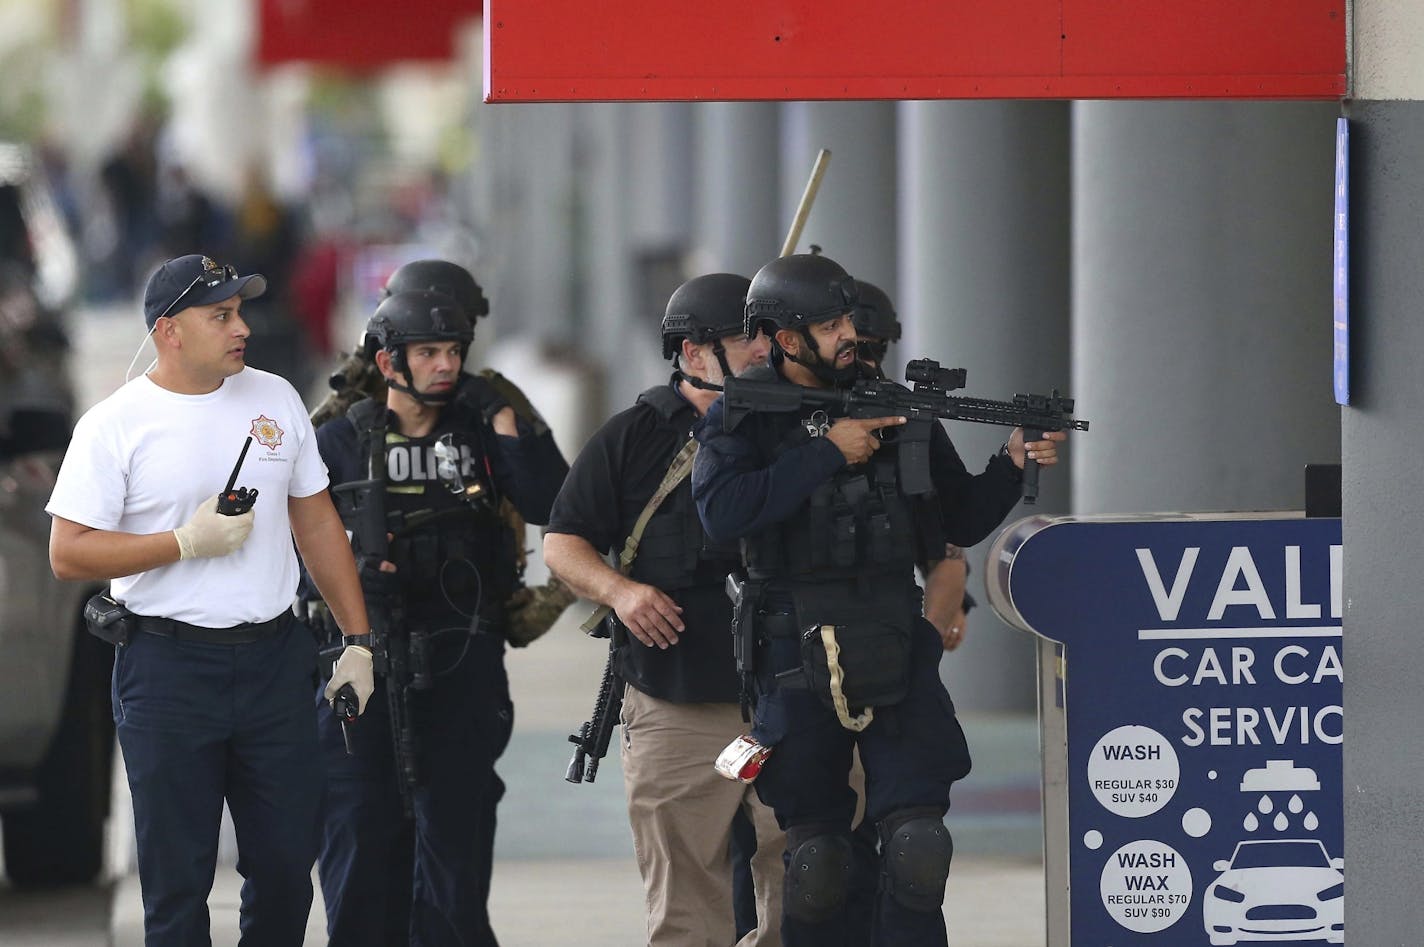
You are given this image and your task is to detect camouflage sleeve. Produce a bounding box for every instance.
[309,350,388,427]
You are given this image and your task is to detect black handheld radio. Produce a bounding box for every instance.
[216,437,259,516]
[332,682,359,755]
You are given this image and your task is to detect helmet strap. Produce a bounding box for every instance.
[676,369,723,393]
[384,373,457,406]
[382,345,461,405]
[710,338,733,380]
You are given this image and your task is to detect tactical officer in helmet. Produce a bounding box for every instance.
[312,286,569,946]
[851,280,973,653]
[543,274,787,946]
[331,259,574,642]
[692,253,1065,946]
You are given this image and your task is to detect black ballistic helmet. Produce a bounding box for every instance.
[366,289,473,404]
[660,273,752,361]
[851,280,901,342]
[744,253,859,339]
[383,259,490,320]
[365,289,473,360]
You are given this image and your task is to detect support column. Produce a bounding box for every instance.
[899,101,1071,712]
[470,101,579,343]
[1072,102,1340,515]
[623,103,695,355]
[1343,2,1424,938]
[576,104,647,412]
[692,103,782,276]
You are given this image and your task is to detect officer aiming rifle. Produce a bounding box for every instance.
[721,356,1088,502]
[692,252,1072,945]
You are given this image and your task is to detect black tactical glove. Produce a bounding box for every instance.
[463,375,512,427]
[356,554,402,609]
[478,368,551,435]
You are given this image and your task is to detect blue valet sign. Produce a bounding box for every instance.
[988,513,1343,947]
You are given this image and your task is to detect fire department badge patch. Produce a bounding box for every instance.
[250,415,284,450]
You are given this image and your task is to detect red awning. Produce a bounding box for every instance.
[257,0,481,70]
[484,0,1346,102]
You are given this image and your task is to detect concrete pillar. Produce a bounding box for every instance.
[1340,98,1424,944]
[780,102,897,288]
[471,102,579,343]
[622,104,696,345]
[1343,2,1424,939]
[625,104,694,250]
[1072,102,1340,516]
[576,104,664,415]
[899,101,1072,713]
[692,103,782,276]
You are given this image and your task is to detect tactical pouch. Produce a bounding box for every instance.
[799,620,910,709]
[83,593,134,646]
[791,589,913,729]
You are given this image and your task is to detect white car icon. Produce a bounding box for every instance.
[1204,838,1344,945]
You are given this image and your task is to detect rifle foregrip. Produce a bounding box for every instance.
[565,740,587,783]
[1022,427,1043,504]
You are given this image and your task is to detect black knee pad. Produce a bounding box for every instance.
[879,807,954,913]
[783,823,855,924]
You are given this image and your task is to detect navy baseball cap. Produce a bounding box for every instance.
[143,255,267,328]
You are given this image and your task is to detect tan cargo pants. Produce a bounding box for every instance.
[621,685,785,947]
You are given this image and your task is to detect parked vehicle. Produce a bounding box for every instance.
[0,142,114,888]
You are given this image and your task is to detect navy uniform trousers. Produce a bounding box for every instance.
[113,617,322,947]
[316,631,514,947]
[752,618,971,947]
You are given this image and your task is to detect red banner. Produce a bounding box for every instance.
[484,0,1345,102]
[258,0,480,70]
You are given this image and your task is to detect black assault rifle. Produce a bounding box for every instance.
[331,443,421,816]
[722,358,1090,503]
[565,617,625,784]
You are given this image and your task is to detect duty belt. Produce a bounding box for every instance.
[133,612,289,645]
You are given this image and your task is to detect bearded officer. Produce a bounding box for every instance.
[692,253,1064,946]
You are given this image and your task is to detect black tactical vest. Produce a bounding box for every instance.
[734,370,950,712]
[345,378,516,621]
[737,368,943,587]
[625,384,739,593]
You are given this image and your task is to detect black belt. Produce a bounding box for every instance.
[134,612,289,645]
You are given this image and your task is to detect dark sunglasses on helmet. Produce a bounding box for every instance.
[155,263,238,323]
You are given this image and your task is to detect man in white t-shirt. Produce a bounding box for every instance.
[46,254,376,947]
